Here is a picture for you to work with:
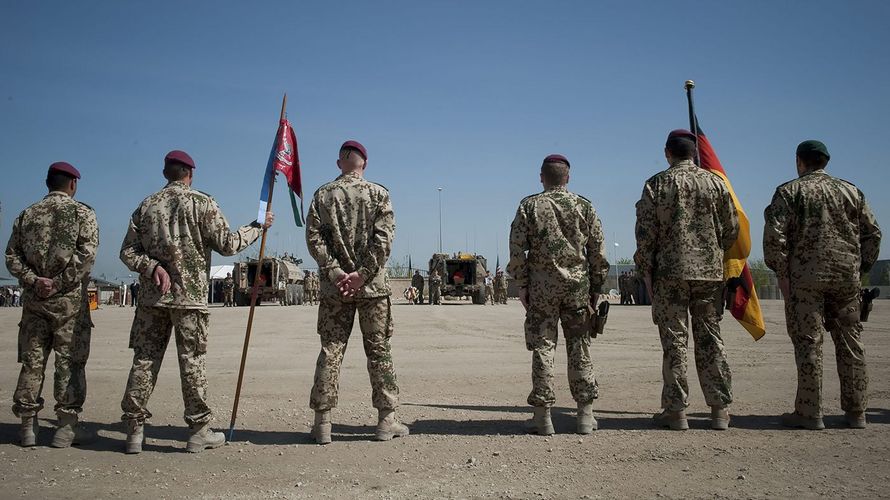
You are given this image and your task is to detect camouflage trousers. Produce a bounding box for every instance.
[224,290,234,307]
[310,296,399,411]
[525,290,597,407]
[495,287,507,304]
[485,285,495,305]
[429,287,441,305]
[784,281,867,417]
[13,298,91,417]
[121,306,212,426]
[652,279,732,411]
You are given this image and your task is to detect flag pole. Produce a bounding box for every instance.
[229,93,287,441]
[684,80,702,167]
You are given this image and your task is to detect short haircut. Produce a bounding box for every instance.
[46,171,76,191]
[665,136,697,160]
[797,151,829,170]
[541,162,570,186]
[164,162,192,181]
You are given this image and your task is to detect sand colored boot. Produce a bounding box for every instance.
[312,410,332,445]
[186,422,225,453]
[20,416,38,447]
[51,413,97,448]
[653,409,689,431]
[525,407,555,436]
[375,409,409,441]
[711,406,730,431]
[577,402,598,434]
[844,411,866,429]
[125,420,144,454]
[780,411,825,430]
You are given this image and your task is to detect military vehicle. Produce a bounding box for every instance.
[233,257,303,306]
[428,253,488,304]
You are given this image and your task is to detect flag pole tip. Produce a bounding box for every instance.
[684,80,695,90]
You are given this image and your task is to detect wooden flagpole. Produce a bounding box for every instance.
[229,93,287,440]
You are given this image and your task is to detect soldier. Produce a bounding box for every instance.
[411,269,425,304]
[306,140,408,444]
[119,150,273,453]
[304,271,317,305]
[223,272,235,307]
[508,154,609,435]
[429,269,442,305]
[764,140,882,430]
[484,271,495,305]
[5,162,99,448]
[635,130,739,431]
[494,268,508,304]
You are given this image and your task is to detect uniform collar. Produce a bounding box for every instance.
[669,159,697,169]
[544,185,568,193]
[799,168,828,179]
[339,171,363,180]
[46,191,71,199]
[165,180,191,190]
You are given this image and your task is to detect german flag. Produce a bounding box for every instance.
[690,119,766,340]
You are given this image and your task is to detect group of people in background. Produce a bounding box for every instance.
[1,286,22,307]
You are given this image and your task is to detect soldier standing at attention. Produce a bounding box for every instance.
[411,269,425,304]
[494,268,508,304]
[635,130,739,431]
[507,154,609,435]
[484,271,495,305]
[764,140,881,430]
[119,150,273,454]
[306,140,408,444]
[5,162,99,448]
[223,272,235,307]
[429,269,442,305]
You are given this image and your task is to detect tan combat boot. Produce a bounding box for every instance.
[577,402,598,434]
[711,406,730,431]
[125,420,144,454]
[51,413,97,448]
[20,416,38,447]
[780,411,825,430]
[844,411,866,429]
[186,422,225,453]
[312,410,332,445]
[525,407,555,436]
[375,409,410,441]
[653,409,689,431]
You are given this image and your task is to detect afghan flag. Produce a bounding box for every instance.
[257,118,304,227]
[687,118,766,340]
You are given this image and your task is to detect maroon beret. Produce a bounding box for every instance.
[668,129,696,140]
[48,161,81,179]
[542,154,570,168]
[340,140,367,161]
[164,150,195,169]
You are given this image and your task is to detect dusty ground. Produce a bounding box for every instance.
[0,298,888,499]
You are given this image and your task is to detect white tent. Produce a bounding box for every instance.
[209,265,234,280]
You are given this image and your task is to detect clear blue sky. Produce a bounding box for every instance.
[2,1,888,281]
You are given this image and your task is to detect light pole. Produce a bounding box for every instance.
[437,187,443,253]
[613,242,620,296]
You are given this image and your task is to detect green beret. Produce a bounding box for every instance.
[796,140,830,160]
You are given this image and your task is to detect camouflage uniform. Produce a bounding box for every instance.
[411,272,425,304]
[764,169,881,418]
[5,192,98,418]
[306,172,400,411]
[634,158,739,411]
[484,275,495,305]
[507,186,609,407]
[223,276,235,306]
[495,272,508,304]
[429,272,442,305]
[304,273,318,305]
[119,181,261,426]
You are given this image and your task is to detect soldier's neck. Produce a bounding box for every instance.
[340,168,365,179]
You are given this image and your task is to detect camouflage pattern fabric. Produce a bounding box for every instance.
[305,172,394,299]
[507,185,608,407]
[5,191,98,417]
[763,170,881,285]
[634,159,739,281]
[223,276,234,306]
[429,275,442,304]
[634,159,739,411]
[783,282,867,417]
[764,169,881,417]
[121,306,212,425]
[652,278,732,411]
[120,181,261,310]
[309,296,399,410]
[411,273,424,303]
[494,273,508,304]
[306,171,400,411]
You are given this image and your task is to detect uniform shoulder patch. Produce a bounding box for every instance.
[575,193,593,205]
[76,200,95,212]
[194,189,215,201]
[519,192,542,204]
[368,180,389,192]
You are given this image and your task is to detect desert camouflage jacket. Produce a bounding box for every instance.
[306,172,394,298]
[763,169,881,284]
[507,185,609,303]
[634,159,739,281]
[5,191,98,308]
[120,181,261,310]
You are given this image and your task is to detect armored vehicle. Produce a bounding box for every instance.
[428,252,488,304]
[233,257,303,306]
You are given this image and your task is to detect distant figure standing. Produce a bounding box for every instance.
[494,268,508,304]
[429,269,442,305]
[5,162,99,448]
[764,140,882,430]
[411,270,425,305]
[223,272,235,307]
[484,271,495,305]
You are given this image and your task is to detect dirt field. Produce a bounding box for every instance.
[0,298,888,499]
